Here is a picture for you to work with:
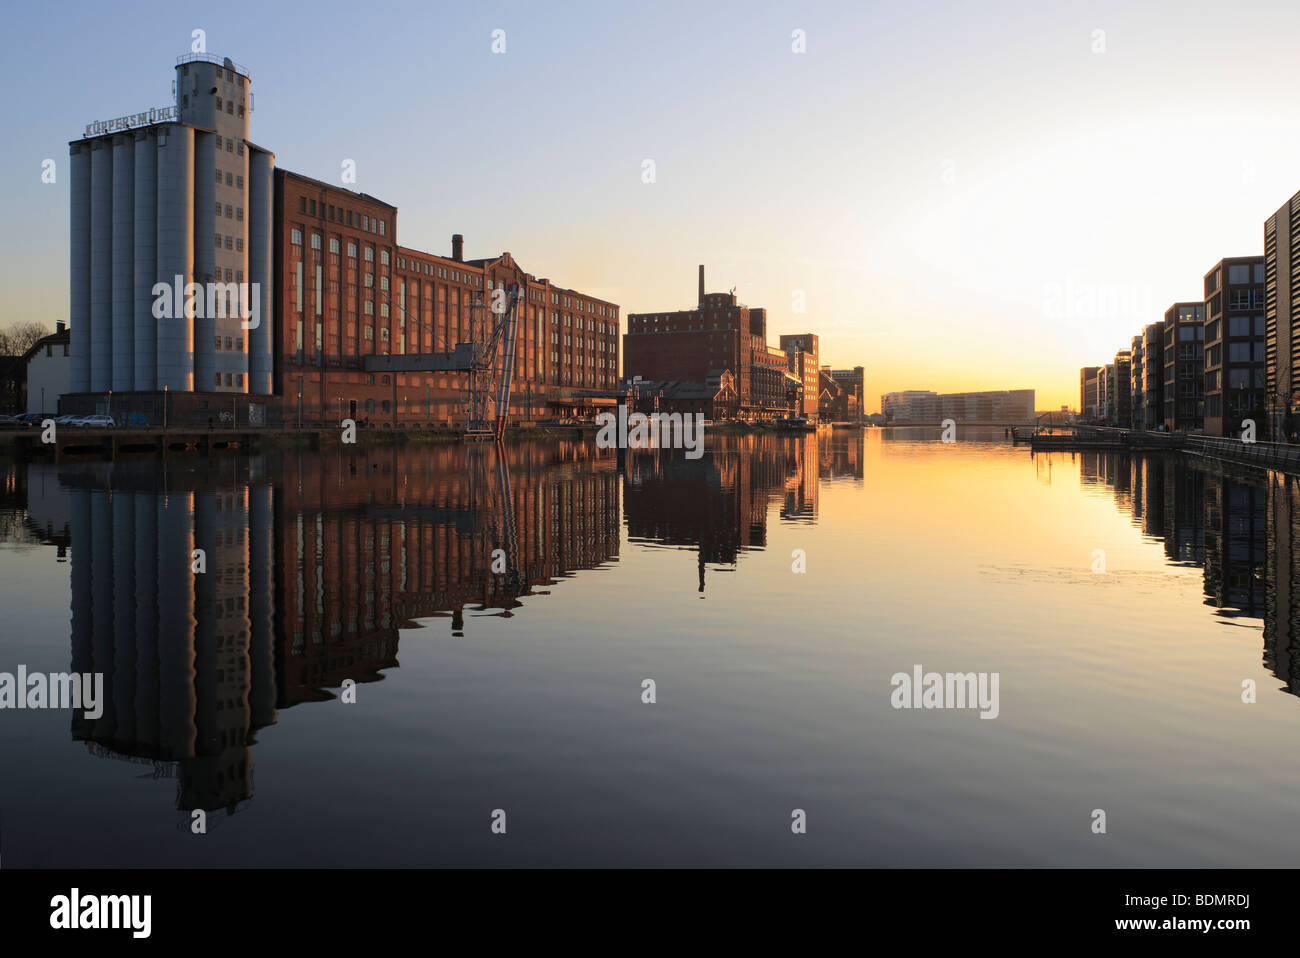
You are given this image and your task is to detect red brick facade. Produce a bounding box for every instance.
[624,268,795,419]
[274,170,619,427]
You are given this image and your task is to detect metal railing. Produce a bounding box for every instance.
[175,53,250,77]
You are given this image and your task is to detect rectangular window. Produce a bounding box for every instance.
[291,228,302,245]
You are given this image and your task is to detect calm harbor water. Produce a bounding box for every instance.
[0,428,1296,866]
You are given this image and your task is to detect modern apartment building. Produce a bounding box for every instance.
[1202,256,1265,437]
[1141,323,1164,429]
[1080,366,1100,419]
[1163,301,1205,432]
[1112,350,1131,427]
[1130,335,1144,428]
[1265,195,1300,440]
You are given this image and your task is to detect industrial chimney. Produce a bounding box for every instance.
[698,264,705,305]
[452,234,464,262]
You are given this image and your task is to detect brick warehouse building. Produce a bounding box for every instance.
[624,266,801,420]
[275,171,619,428]
[779,333,819,419]
[65,54,618,428]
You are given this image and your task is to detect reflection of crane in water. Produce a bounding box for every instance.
[362,281,522,441]
[467,442,525,615]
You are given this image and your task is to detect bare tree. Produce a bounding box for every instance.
[0,322,53,356]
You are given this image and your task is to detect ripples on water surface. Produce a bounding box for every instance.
[0,429,1296,866]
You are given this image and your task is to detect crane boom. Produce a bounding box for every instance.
[494,283,521,442]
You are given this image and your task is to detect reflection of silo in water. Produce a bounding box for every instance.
[157,491,197,761]
[178,486,257,812]
[66,468,279,813]
[69,489,93,744]
[112,490,138,750]
[89,491,116,746]
[133,491,160,752]
[248,483,276,733]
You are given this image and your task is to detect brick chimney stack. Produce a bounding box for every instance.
[452,234,464,262]
[698,264,705,305]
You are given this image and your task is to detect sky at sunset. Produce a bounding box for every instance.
[5,0,1300,411]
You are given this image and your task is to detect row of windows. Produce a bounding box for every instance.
[215,202,244,221]
[212,96,244,118]
[396,255,485,286]
[215,372,245,387]
[298,196,387,235]
[213,136,245,156]
[215,336,245,351]
[215,169,245,189]
[214,234,245,251]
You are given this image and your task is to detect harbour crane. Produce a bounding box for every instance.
[362,280,522,442]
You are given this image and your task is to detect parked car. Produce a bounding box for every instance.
[0,415,21,430]
[55,414,81,426]
[76,415,115,428]
[18,413,47,427]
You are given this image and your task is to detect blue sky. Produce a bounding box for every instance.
[7,0,1300,409]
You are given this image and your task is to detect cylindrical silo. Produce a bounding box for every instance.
[132,129,158,393]
[193,131,216,392]
[111,134,135,393]
[69,143,92,394]
[157,491,197,760]
[247,148,275,394]
[155,125,194,391]
[89,140,114,392]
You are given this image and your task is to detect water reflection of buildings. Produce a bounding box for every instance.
[273,443,621,702]
[1070,451,1300,697]
[16,443,620,814]
[622,432,863,591]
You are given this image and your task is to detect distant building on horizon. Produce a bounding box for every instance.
[880,388,1034,424]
